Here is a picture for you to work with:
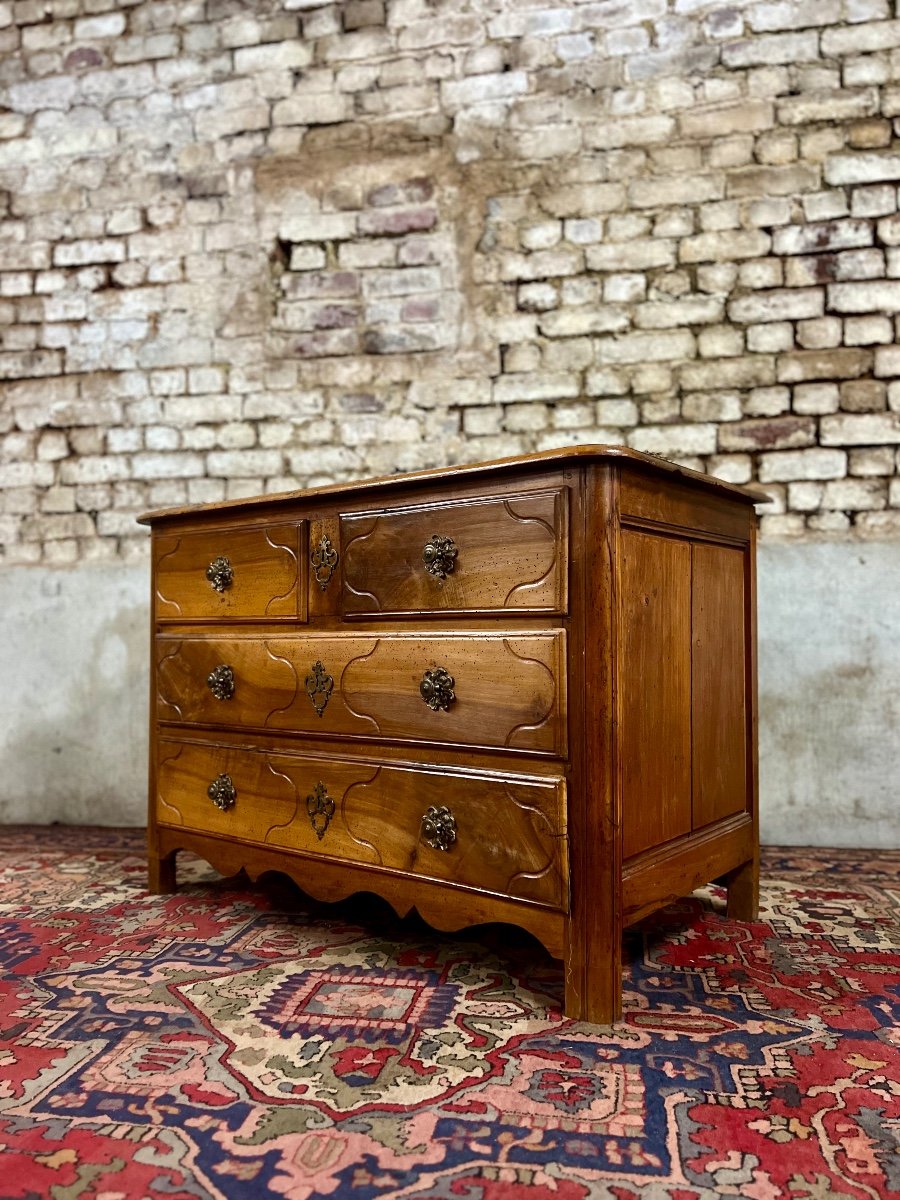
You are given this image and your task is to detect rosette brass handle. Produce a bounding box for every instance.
[207,773,236,811]
[421,805,457,852]
[422,534,457,580]
[207,664,235,701]
[206,555,233,593]
[420,666,455,712]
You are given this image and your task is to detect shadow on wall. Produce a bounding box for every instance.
[0,564,149,825]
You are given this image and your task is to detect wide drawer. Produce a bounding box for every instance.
[154,524,304,621]
[156,630,566,756]
[156,739,568,910]
[340,489,568,617]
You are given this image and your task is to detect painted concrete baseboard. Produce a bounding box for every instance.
[1,544,897,847]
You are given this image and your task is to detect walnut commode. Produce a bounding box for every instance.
[140,446,765,1024]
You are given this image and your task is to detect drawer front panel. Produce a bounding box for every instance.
[156,631,566,756]
[154,524,303,621]
[157,740,568,909]
[341,489,568,616]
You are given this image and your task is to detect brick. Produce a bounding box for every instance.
[493,373,580,403]
[279,214,357,242]
[772,219,872,256]
[820,413,900,445]
[634,297,724,328]
[726,164,819,197]
[829,280,900,312]
[680,356,776,390]
[844,315,893,345]
[596,329,696,363]
[682,391,742,421]
[824,153,900,186]
[441,71,528,109]
[777,348,872,382]
[358,208,438,237]
[517,283,558,312]
[718,416,816,451]
[679,101,773,138]
[777,88,878,125]
[820,20,900,56]
[793,383,840,414]
[785,248,885,286]
[586,240,677,271]
[272,94,354,126]
[53,239,125,267]
[849,446,894,475]
[679,230,771,262]
[722,31,819,67]
[628,175,722,209]
[841,380,887,411]
[796,317,842,349]
[499,250,583,281]
[757,448,847,482]
[629,423,717,455]
[748,0,841,32]
[74,13,126,38]
[728,288,823,323]
[820,478,886,509]
[539,183,625,217]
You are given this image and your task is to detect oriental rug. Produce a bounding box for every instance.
[0,827,897,1200]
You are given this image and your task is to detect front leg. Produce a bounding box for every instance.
[725,855,759,921]
[148,850,177,895]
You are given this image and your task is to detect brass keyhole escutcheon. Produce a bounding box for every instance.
[421,805,457,851]
[206,556,233,592]
[420,666,455,712]
[311,534,338,590]
[207,664,235,701]
[208,773,236,811]
[307,781,335,840]
[305,660,333,717]
[422,534,457,581]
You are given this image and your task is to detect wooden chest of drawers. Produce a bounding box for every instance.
[140,446,764,1023]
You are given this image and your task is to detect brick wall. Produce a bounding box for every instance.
[3,0,900,562]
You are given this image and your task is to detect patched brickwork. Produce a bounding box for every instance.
[4,0,900,559]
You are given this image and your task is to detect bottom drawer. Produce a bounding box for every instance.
[156,740,568,910]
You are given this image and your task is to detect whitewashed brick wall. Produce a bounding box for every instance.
[3,0,900,560]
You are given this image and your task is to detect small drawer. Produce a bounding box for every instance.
[153,524,304,621]
[156,739,568,910]
[340,488,568,617]
[156,630,566,756]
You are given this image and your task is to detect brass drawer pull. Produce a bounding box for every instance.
[305,660,333,717]
[422,805,456,851]
[207,664,235,701]
[311,533,338,590]
[208,773,236,811]
[422,534,457,580]
[420,666,455,712]
[307,780,335,840]
[206,555,233,592]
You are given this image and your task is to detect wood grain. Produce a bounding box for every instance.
[341,489,567,616]
[620,528,692,860]
[155,523,302,621]
[156,738,568,909]
[692,542,748,830]
[156,825,567,959]
[155,630,566,756]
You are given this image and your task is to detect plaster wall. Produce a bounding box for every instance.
[1,543,897,846]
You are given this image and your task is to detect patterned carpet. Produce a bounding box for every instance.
[0,828,897,1200]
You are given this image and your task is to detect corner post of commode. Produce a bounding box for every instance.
[564,462,623,1024]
